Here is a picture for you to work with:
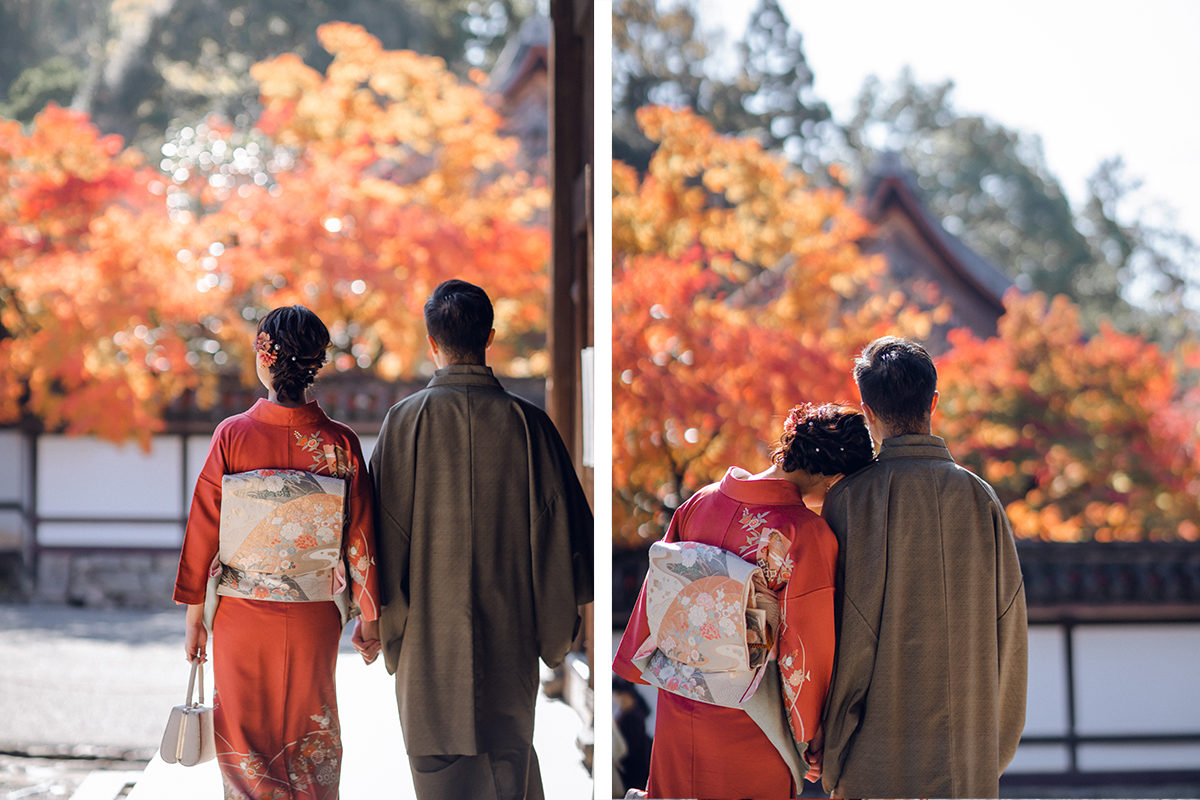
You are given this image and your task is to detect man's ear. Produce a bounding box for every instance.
[486,328,495,349]
[930,390,940,418]
[426,335,439,358]
[860,402,877,427]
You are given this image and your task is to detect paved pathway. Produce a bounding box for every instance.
[0,604,591,799]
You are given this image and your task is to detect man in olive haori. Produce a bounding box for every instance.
[370,280,594,800]
[820,336,1027,800]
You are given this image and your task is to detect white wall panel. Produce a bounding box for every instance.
[0,430,25,503]
[1024,624,1070,736]
[37,521,183,548]
[1078,742,1200,772]
[38,436,182,518]
[358,435,377,465]
[1074,624,1200,735]
[1007,743,1070,774]
[185,434,215,510]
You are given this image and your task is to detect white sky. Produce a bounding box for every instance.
[693,0,1200,245]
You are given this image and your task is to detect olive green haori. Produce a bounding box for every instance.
[820,434,1028,799]
[370,365,594,770]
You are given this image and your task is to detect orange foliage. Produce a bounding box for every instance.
[613,107,929,546]
[1,24,550,445]
[937,291,1200,542]
[203,22,550,378]
[0,106,215,447]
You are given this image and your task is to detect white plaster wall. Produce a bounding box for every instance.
[358,435,378,464]
[0,430,25,503]
[1007,743,1070,774]
[1023,625,1070,737]
[37,435,182,518]
[1079,742,1200,772]
[1009,622,1200,774]
[185,434,215,510]
[1006,624,1071,774]
[1074,623,1200,736]
[37,521,183,548]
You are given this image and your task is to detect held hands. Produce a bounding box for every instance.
[803,721,825,783]
[352,617,381,665]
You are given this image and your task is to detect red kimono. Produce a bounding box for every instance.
[614,467,838,800]
[174,399,380,800]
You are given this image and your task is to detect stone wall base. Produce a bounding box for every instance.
[34,550,179,609]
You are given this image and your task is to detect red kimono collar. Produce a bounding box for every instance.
[718,466,806,506]
[245,398,330,427]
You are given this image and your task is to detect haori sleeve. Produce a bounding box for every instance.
[173,421,230,605]
[530,423,595,670]
[775,515,838,749]
[343,434,380,622]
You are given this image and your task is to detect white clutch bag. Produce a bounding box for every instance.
[160,659,216,766]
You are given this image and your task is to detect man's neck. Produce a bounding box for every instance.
[882,428,933,441]
[873,420,932,443]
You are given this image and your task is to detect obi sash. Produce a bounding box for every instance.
[214,469,347,604]
[632,540,780,707]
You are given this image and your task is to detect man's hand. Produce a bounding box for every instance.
[352,617,381,665]
[184,603,208,663]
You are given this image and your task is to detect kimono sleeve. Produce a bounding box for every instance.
[776,516,838,747]
[173,421,230,605]
[343,433,380,622]
[612,494,694,684]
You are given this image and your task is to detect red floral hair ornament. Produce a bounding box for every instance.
[255,332,278,367]
[783,404,810,436]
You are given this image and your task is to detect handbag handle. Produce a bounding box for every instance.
[184,659,207,707]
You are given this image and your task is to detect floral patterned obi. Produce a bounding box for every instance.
[216,469,347,603]
[632,540,780,707]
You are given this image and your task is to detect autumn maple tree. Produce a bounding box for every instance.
[183,22,551,379]
[1,23,549,445]
[936,290,1200,543]
[0,106,217,447]
[613,106,936,546]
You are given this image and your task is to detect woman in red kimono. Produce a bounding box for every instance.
[613,403,874,799]
[174,305,381,800]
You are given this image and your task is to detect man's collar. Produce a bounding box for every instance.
[427,364,502,388]
[877,434,955,462]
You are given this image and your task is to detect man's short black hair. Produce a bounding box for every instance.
[853,336,938,435]
[424,279,494,364]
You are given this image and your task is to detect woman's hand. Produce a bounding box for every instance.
[803,721,825,783]
[184,603,208,664]
[352,617,381,665]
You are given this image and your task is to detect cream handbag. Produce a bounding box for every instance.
[160,659,216,766]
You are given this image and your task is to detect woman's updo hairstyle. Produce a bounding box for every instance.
[771,402,874,477]
[255,305,330,402]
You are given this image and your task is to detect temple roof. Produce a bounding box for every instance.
[487,15,551,100]
[860,151,1013,316]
